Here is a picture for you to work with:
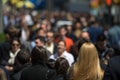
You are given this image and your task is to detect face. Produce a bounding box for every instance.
[97,40,107,49]
[37,29,46,37]
[46,32,54,43]
[59,28,67,36]
[11,40,20,52]
[35,39,44,47]
[57,41,66,54]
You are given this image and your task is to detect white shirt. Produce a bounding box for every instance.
[49,51,74,66]
[8,49,20,65]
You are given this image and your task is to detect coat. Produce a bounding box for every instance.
[20,61,56,80]
[103,55,120,80]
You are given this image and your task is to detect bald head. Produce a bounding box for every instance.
[80,31,90,40]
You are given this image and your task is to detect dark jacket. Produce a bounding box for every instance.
[0,42,11,66]
[12,63,31,80]
[54,74,65,80]
[103,55,120,80]
[20,61,56,80]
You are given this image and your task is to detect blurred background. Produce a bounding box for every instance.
[0,0,120,42]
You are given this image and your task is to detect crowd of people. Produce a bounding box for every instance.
[0,6,120,80]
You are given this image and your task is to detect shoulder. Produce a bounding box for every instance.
[109,56,120,64]
[64,52,74,58]
[49,53,57,60]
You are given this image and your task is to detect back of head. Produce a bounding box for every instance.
[31,46,48,63]
[55,57,69,75]
[74,42,103,80]
[78,42,98,63]
[16,49,30,65]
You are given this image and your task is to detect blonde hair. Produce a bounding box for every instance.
[73,42,103,80]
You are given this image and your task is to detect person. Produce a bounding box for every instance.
[20,46,56,80]
[45,31,57,54]
[80,31,90,40]
[0,38,21,72]
[66,42,104,80]
[87,20,104,43]
[49,40,74,66]
[107,23,120,53]
[31,36,51,57]
[103,51,120,80]
[70,38,89,62]
[54,57,70,80]
[54,26,73,52]
[95,34,112,59]
[12,49,31,80]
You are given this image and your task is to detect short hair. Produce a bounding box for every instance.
[57,40,66,47]
[10,37,21,46]
[58,26,67,32]
[97,34,106,41]
[31,46,48,63]
[15,49,30,65]
[34,36,46,43]
[55,57,69,75]
[77,38,90,51]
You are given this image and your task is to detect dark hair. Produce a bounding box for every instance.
[10,37,21,45]
[58,26,67,32]
[31,46,48,63]
[55,57,69,75]
[34,36,46,43]
[97,34,106,41]
[77,38,90,51]
[15,49,30,65]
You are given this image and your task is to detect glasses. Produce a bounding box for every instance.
[12,43,19,46]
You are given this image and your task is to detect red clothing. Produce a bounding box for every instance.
[54,37,73,52]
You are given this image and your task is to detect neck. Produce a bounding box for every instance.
[47,42,52,46]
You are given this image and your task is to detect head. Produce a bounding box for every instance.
[77,42,99,65]
[34,36,45,47]
[15,49,31,65]
[73,42,103,80]
[36,28,46,37]
[75,21,81,29]
[80,31,90,40]
[10,37,21,52]
[58,26,67,37]
[57,40,66,55]
[55,57,69,75]
[75,38,90,54]
[7,27,20,39]
[66,25,72,33]
[46,31,54,44]
[31,46,48,63]
[96,34,107,49]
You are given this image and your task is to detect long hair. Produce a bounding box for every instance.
[73,42,103,80]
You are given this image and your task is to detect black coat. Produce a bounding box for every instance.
[20,61,56,80]
[103,55,120,80]
[12,63,31,80]
[0,42,11,65]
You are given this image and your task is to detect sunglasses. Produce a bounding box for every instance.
[12,43,19,46]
